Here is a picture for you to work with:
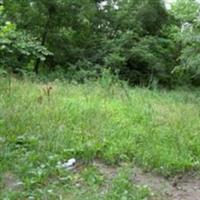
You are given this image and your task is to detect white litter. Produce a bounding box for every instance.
[62,158,76,169]
[57,158,76,170]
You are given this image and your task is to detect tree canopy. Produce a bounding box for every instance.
[1,0,200,87]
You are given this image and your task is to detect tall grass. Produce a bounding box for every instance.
[0,76,200,199]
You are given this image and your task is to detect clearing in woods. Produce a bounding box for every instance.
[0,78,200,199]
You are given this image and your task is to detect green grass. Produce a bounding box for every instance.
[0,77,200,199]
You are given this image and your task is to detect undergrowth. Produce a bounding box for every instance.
[0,77,200,199]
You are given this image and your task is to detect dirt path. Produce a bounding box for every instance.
[93,161,200,200]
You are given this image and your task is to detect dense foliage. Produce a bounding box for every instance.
[1,0,200,86]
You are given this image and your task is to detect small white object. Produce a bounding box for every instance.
[61,158,76,170]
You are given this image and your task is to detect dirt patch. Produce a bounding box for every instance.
[93,160,117,180]
[92,161,200,200]
[2,172,23,191]
[92,160,117,195]
[133,168,200,200]
[169,173,200,200]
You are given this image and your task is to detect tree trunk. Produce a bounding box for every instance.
[34,29,48,74]
[34,12,51,74]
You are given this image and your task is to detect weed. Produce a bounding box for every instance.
[0,78,200,199]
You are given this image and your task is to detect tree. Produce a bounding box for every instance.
[3,0,101,73]
[0,4,52,72]
[101,0,174,86]
[171,0,200,85]
[2,0,199,87]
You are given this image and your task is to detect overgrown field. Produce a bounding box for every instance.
[1,78,200,199]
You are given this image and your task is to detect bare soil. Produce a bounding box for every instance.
[2,172,23,191]
[93,160,200,200]
[133,168,200,200]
